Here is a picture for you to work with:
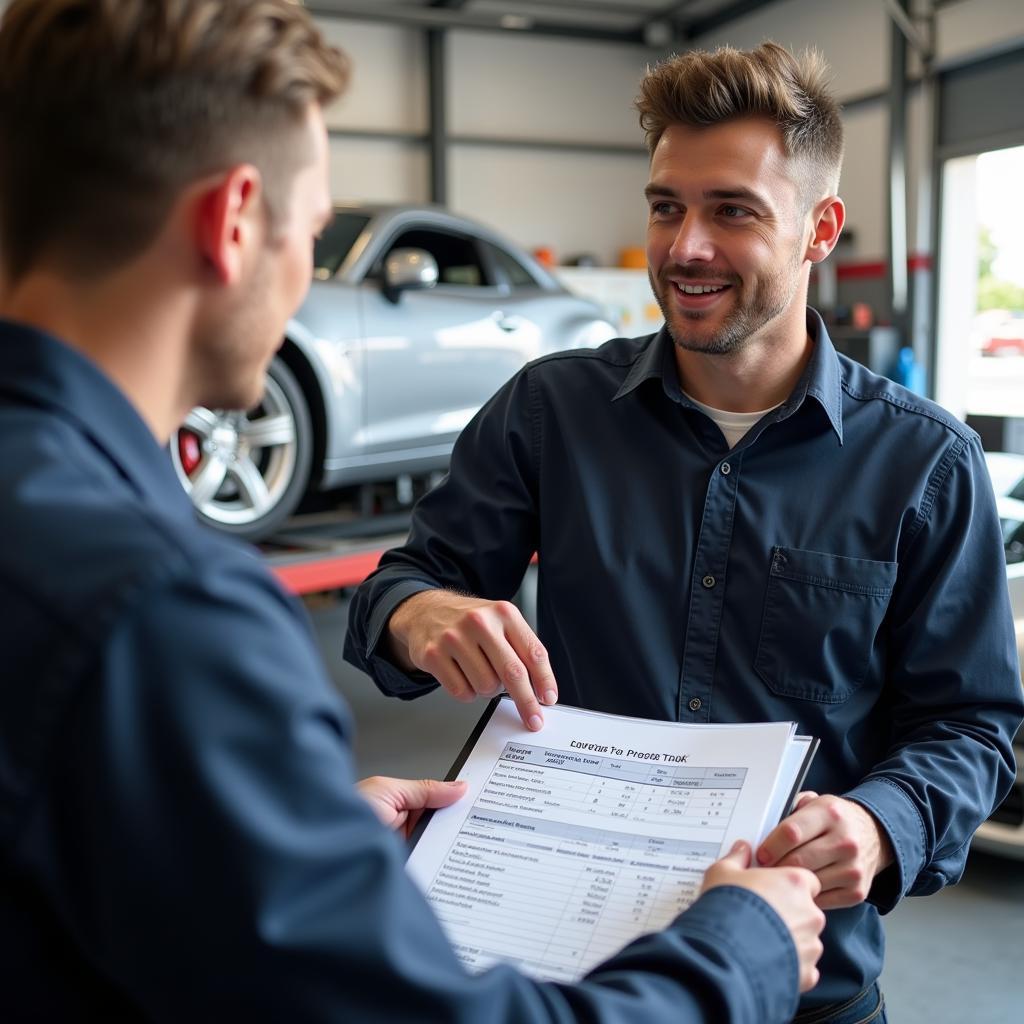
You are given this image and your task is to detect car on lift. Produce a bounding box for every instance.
[170,205,617,540]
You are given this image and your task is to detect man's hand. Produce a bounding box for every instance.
[387,590,558,731]
[756,792,895,910]
[702,840,825,993]
[357,776,467,840]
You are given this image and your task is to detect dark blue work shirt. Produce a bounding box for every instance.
[0,319,808,1023]
[346,309,1024,1011]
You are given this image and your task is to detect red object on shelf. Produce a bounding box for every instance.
[532,246,556,268]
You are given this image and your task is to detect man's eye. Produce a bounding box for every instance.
[650,201,676,217]
[720,205,750,219]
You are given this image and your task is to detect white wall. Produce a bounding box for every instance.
[451,146,649,264]
[446,31,651,264]
[835,104,888,259]
[447,31,648,145]
[319,19,427,134]
[692,0,891,98]
[328,137,430,206]
[934,0,1024,64]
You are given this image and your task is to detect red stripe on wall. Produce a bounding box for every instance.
[833,254,933,280]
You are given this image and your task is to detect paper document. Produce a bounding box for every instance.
[407,697,816,982]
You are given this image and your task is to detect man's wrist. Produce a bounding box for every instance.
[874,823,895,874]
[847,797,895,875]
[384,592,428,672]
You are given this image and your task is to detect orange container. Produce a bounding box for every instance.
[618,246,646,269]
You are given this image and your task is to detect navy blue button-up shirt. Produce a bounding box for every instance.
[0,319,811,1023]
[346,310,1024,1011]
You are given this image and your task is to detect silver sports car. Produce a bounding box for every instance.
[171,205,617,540]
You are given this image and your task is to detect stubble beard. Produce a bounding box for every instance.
[652,256,801,357]
[192,259,277,412]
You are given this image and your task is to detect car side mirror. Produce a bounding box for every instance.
[382,247,439,304]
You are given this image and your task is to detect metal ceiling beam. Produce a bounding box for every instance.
[478,0,656,11]
[426,28,448,205]
[882,0,932,59]
[638,0,697,47]
[645,0,699,27]
[302,2,647,44]
[682,0,777,39]
[887,0,910,336]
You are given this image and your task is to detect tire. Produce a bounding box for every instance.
[170,355,313,541]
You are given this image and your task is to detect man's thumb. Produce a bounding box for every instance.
[718,839,752,870]
[421,778,468,810]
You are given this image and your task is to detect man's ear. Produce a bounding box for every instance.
[805,196,846,264]
[196,165,263,286]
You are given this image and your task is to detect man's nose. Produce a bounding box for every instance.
[668,214,715,263]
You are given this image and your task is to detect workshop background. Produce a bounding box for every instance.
[6,0,1020,1020]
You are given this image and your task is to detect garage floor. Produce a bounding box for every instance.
[309,597,1023,1023]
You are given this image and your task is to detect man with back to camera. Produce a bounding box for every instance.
[0,2,830,1020]
[345,41,1024,1024]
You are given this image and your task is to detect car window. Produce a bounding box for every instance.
[485,241,542,290]
[384,228,490,287]
[314,212,371,278]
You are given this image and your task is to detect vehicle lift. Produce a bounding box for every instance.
[263,475,425,595]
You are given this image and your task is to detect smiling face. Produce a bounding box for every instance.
[645,116,813,358]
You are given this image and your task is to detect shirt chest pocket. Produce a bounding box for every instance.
[754,546,898,703]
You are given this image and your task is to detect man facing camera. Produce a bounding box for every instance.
[346,41,1024,1024]
[0,3,824,1021]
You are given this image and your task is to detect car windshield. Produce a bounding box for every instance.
[314,212,371,279]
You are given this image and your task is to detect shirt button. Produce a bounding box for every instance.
[721,462,731,475]
[702,575,716,589]
[688,697,702,711]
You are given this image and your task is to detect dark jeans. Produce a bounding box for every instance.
[791,983,886,1024]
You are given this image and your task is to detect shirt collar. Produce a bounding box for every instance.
[612,308,844,445]
[0,318,198,521]
[786,308,844,444]
[613,327,670,402]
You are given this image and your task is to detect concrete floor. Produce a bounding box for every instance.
[310,596,1023,1022]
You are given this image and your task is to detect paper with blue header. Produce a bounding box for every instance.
[407,696,816,981]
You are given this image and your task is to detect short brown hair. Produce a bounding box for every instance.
[0,0,350,283]
[635,41,843,203]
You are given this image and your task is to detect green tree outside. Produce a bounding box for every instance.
[977,225,1024,311]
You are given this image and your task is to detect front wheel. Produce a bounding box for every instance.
[170,355,313,541]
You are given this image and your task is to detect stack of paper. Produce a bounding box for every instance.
[407,697,816,982]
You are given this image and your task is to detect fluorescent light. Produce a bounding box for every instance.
[499,14,533,30]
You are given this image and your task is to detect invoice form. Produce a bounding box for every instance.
[407,698,812,981]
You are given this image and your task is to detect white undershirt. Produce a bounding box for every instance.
[683,391,781,449]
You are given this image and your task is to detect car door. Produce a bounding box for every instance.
[355,225,542,458]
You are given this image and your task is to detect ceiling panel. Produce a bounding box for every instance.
[304,0,783,44]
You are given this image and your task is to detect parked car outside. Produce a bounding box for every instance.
[974,451,1024,859]
[980,312,1024,357]
[170,204,617,540]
